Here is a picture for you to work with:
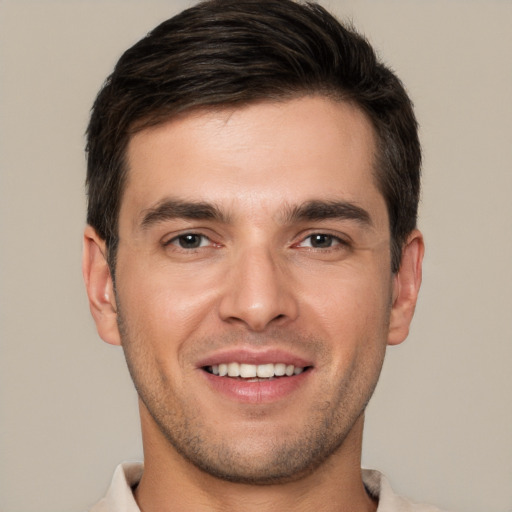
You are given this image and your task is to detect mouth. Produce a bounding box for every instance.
[197,349,314,403]
[203,362,311,381]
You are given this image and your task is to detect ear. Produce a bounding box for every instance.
[388,229,424,346]
[82,225,121,346]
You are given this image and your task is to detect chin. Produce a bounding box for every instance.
[148,402,361,485]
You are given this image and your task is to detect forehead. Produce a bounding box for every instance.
[121,96,386,228]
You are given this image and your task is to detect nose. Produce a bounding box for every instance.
[218,246,299,332]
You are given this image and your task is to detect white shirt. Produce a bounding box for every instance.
[89,462,447,512]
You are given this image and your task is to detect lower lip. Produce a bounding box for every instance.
[201,370,310,404]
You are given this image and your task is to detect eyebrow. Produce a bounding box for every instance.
[140,199,229,229]
[283,200,373,226]
[139,198,372,230]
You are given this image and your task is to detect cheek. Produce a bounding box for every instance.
[298,264,392,374]
[115,258,223,352]
[300,262,392,325]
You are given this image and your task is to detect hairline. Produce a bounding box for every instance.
[105,91,400,274]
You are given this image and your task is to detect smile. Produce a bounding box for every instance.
[205,363,307,379]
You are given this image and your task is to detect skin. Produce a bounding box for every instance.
[83,96,423,512]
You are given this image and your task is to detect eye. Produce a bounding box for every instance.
[297,233,345,249]
[167,233,211,249]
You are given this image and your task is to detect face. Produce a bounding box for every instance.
[85,96,422,484]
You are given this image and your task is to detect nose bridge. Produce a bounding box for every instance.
[219,241,298,331]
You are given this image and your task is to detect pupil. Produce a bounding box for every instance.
[312,234,331,248]
[179,234,201,248]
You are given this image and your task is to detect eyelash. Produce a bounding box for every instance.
[163,231,349,252]
[295,233,349,250]
[164,233,214,250]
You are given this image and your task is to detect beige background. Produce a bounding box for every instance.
[1,1,511,511]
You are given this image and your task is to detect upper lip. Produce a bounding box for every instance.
[196,348,313,369]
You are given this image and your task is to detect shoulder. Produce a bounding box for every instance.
[363,469,450,512]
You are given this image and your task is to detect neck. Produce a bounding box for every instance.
[134,405,376,512]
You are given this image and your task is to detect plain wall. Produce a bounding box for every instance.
[0,1,511,511]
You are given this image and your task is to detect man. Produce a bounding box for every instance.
[83,0,437,510]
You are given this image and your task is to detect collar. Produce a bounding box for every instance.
[90,462,446,512]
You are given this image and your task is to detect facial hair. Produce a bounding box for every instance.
[117,304,387,485]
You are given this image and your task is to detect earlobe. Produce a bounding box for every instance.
[387,229,424,346]
[82,225,122,346]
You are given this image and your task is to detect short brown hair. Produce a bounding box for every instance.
[86,0,421,273]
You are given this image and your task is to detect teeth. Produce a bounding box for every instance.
[274,363,286,376]
[240,364,257,378]
[257,363,274,378]
[227,362,240,377]
[208,363,306,379]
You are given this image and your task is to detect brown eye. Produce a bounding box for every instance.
[297,233,343,249]
[178,234,202,248]
[309,234,334,248]
[168,233,210,249]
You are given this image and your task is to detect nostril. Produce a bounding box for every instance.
[273,314,286,322]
